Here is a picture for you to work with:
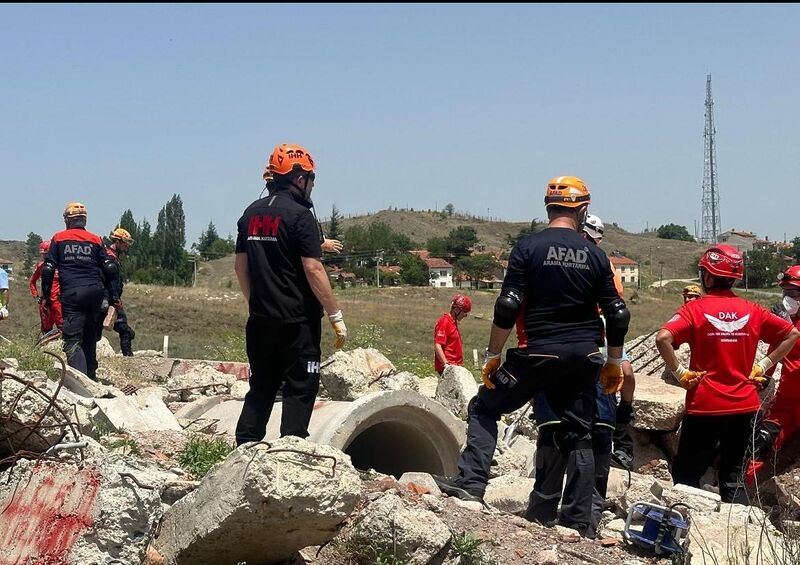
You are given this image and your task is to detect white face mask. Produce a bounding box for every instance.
[783,295,799,316]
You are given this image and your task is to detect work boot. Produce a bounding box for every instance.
[612,400,635,470]
[431,475,485,504]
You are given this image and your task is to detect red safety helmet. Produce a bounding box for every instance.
[451,294,472,313]
[698,244,744,280]
[778,265,800,289]
[39,240,50,253]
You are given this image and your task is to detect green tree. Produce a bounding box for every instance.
[744,248,787,288]
[455,254,498,286]
[506,219,544,248]
[399,254,429,286]
[426,237,448,257]
[656,223,694,242]
[791,236,800,263]
[445,226,479,256]
[328,205,342,241]
[153,194,191,285]
[23,232,43,276]
[444,203,455,217]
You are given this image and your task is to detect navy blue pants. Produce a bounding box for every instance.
[60,284,105,379]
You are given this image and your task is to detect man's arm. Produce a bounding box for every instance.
[760,327,800,369]
[234,253,250,304]
[30,263,42,298]
[655,329,680,372]
[434,343,449,369]
[301,256,339,314]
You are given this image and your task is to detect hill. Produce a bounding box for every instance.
[324,209,707,280]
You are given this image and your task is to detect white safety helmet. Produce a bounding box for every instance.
[582,214,605,242]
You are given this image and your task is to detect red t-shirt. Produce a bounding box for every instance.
[768,318,800,400]
[662,289,793,415]
[434,312,463,374]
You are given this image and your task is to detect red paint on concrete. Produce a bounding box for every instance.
[0,461,100,565]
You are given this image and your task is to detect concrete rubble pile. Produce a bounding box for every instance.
[4,339,798,565]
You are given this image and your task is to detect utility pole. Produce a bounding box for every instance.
[659,261,664,289]
[701,74,722,243]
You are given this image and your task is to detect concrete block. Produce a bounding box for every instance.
[94,393,182,432]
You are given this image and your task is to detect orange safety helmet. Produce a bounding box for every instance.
[544,176,591,208]
[778,265,800,289]
[267,143,315,176]
[39,240,50,254]
[63,202,87,219]
[110,227,134,245]
[451,294,472,313]
[698,244,744,280]
[682,284,702,297]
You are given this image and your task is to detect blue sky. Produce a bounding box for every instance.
[2,4,798,244]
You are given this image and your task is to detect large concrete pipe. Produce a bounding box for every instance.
[202,391,466,478]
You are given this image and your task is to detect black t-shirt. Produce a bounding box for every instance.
[505,227,622,347]
[236,191,323,323]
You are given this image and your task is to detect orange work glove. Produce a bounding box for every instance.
[748,357,774,389]
[599,357,625,394]
[671,364,706,390]
[328,310,347,349]
[481,350,501,389]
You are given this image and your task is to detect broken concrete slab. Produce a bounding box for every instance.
[688,506,785,565]
[508,434,536,477]
[417,376,438,399]
[0,456,164,565]
[662,483,721,514]
[96,336,117,358]
[485,475,534,515]
[399,472,442,496]
[229,380,249,400]
[490,444,528,478]
[369,370,421,393]
[320,348,396,400]
[606,468,664,515]
[60,363,122,398]
[0,374,83,458]
[348,492,451,565]
[435,364,478,419]
[631,374,685,431]
[173,395,226,421]
[93,392,182,432]
[166,364,235,402]
[154,436,361,565]
[135,386,170,404]
[170,359,250,382]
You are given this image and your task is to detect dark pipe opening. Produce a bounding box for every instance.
[345,420,446,478]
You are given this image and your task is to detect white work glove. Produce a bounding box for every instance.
[671,363,706,390]
[0,306,8,320]
[749,357,773,389]
[329,310,347,349]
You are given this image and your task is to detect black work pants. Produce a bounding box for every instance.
[235,316,321,445]
[60,284,105,380]
[588,425,613,538]
[455,342,602,535]
[672,412,756,504]
[113,306,135,356]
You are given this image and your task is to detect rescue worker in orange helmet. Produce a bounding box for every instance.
[434,294,472,375]
[42,203,120,380]
[435,176,630,538]
[235,144,347,444]
[656,245,799,503]
[745,265,800,484]
[104,228,135,356]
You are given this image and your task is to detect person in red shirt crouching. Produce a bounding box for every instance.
[745,265,800,484]
[434,294,471,375]
[655,245,799,503]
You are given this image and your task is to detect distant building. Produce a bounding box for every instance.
[717,229,757,253]
[423,257,454,288]
[609,255,639,286]
[0,258,13,274]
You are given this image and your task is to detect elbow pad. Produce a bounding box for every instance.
[603,297,630,347]
[103,260,120,300]
[493,288,523,330]
[41,261,56,300]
